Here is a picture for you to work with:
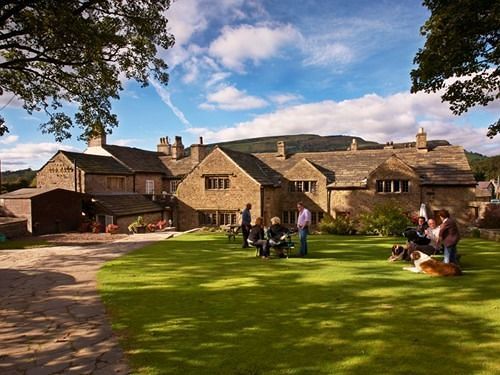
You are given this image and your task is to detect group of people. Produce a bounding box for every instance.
[240,202,311,259]
[408,209,461,264]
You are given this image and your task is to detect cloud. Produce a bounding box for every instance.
[150,79,192,127]
[201,85,268,111]
[208,24,300,71]
[193,90,500,156]
[269,93,303,106]
[0,142,79,171]
[0,135,19,144]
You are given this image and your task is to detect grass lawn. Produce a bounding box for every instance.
[98,233,500,375]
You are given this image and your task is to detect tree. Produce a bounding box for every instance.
[0,0,174,141]
[411,0,499,137]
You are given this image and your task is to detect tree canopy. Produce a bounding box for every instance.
[411,0,499,137]
[0,0,174,141]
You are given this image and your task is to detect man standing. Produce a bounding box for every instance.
[438,209,460,264]
[297,202,311,257]
[241,203,252,248]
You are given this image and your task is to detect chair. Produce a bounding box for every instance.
[267,231,295,258]
[246,239,261,257]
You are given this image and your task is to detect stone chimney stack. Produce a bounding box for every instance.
[171,136,185,160]
[190,136,208,163]
[276,141,287,160]
[416,127,428,152]
[157,136,172,155]
[87,133,107,147]
[350,138,358,151]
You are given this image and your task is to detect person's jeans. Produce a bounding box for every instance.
[298,227,308,256]
[242,224,251,248]
[444,244,457,264]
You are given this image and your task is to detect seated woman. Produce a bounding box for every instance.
[247,217,270,259]
[267,216,290,258]
[411,216,431,246]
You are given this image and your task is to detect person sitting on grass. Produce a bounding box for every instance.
[248,217,270,259]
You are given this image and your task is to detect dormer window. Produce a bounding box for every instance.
[205,176,230,190]
[288,180,317,193]
[376,179,409,193]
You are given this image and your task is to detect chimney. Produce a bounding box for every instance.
[416,127,428,152]
[157,136,172,155]
[276,141,287,160]
[384,141,394,149]
[87,133,107,147]
[350,138,358,151]
[191,136,208,163]
[171,136,185,160]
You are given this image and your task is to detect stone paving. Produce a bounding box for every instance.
[0,232,177,375]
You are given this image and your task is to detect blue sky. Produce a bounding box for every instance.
[1,0,499,171]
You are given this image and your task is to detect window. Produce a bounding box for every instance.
[106,176,125,191]
[169,180,180,194]
[288,180,317,193]
[376,179,409,193]
[205,176,230,190]
[146,180,155,194]
[199,211,237,226]
[282,210,297,224]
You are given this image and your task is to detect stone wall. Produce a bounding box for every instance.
[1,199,32,231]
[84,174,134,193]
[176,149,261,230]
[37,154,76,191]
[0,218,28,238]
[134,174,164,195]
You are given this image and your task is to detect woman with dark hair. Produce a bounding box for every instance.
[438,209,460,264]
[248,217,270,259]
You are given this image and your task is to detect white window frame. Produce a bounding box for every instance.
[146,180,155,194]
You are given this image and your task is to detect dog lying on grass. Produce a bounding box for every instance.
[388,243,438,262]
[403,251,462,276]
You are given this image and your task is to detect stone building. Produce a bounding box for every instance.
[35,128,476,232]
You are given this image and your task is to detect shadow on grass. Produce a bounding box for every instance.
[99,233,500,375]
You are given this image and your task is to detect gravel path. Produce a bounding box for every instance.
[0,233,176,375]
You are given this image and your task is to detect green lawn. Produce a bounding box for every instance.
[98,233,500,375]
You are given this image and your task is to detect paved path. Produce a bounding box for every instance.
[0,232,178,375]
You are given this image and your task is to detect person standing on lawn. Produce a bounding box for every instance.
[438,209,460,264]
[241,203,252,248]
[297,201,311,257]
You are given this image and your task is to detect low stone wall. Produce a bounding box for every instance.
[479,229,500,242]
[0,218,28,239]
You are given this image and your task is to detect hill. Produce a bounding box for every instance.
[0,168,37,193]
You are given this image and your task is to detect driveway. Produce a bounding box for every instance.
[0,232,177,375]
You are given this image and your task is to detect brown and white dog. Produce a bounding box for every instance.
[388,243,438,262]
[403,251,462,276]
[388,244,412,262]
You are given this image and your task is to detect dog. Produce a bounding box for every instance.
[388,244,412,262]
[403,251,462,276]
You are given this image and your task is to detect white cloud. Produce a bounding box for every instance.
[149,79,192,127]
[269,93,303,106]
[195,91,500,156]
[0,135,19,144]
[201,86,268,111]
[0,142,79,171]
[208,24,300,71]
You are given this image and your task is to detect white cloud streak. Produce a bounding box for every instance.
[190,91,500,156]
[150,79,192,128]
[201,86,268,111]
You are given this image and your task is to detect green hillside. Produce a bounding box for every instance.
[0,168,37,193]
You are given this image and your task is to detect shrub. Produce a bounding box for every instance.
[478,205,500,229]
[318,214,355,235]
[470,228,481,238]
[359,202,412,236]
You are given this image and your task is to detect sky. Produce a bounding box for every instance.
[1,0,499,171]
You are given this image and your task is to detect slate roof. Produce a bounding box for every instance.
[102,145,169,174]
[219,147,282,186]
[60,151,132,175]
[0,187,82,199]
[160,156,200,178]
[91,194,164,216]
[255,145,475,187]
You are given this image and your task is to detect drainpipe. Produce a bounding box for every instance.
[327,189,331,215]
[260,186,265,220]
[73,159,77,192]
